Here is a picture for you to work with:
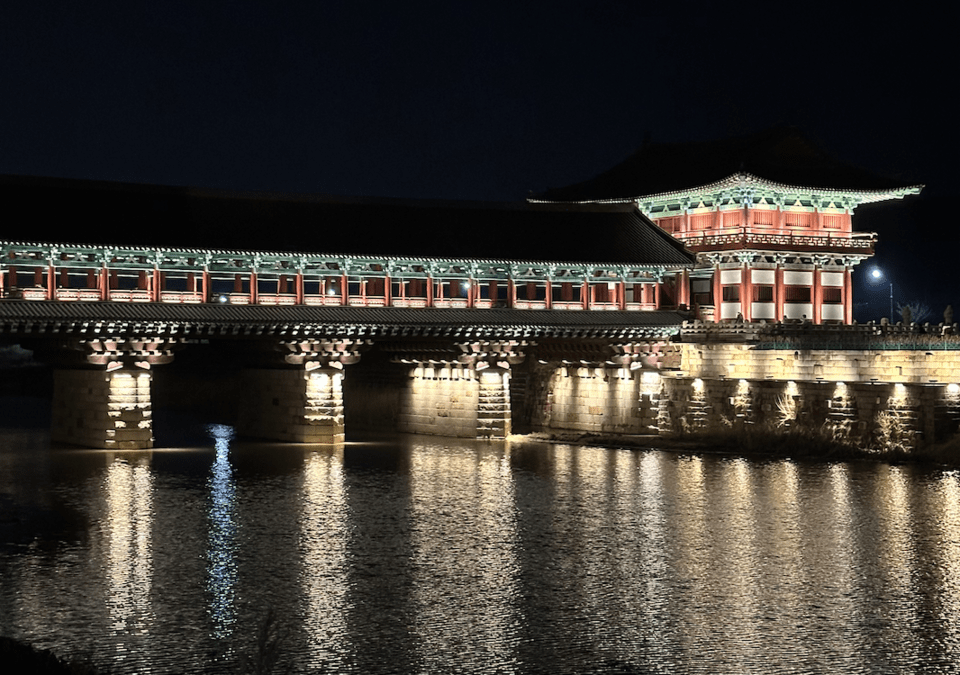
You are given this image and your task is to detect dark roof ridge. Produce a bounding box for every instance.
[535,125,921,203]
[0,173,637,214]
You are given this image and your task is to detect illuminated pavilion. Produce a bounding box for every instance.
[532,127,923,323]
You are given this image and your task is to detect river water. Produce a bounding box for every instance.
[2,401,960,673]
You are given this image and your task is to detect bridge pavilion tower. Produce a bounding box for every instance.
[532,127,923,324]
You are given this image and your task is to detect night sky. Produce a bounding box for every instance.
[1,4,954,320]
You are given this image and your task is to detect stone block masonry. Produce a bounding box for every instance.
[238,367,344,443]
[679,343,960,385]
[658,343,960,450]
[52,368,154,449]
[525,364,661,436]
[397,364,511,439]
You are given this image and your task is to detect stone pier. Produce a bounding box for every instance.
[525,364,662,435]
[52,368,154,449]
[397,363,512,439]
[238,367,345,443]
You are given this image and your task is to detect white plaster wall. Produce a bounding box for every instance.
[721,302,741,320]
[784,303,813,320]
[752,269,775,284]
[822,304,844,321]
[821,272,844,287]
[720,269,741,284]
[752,302,775,319]
[784,271,813,285]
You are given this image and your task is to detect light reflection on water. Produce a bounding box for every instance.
[206,424,238,641]
[103,457,154,638]
[299,446,349,671]
[2,429,960,673]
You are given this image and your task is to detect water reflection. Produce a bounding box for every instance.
[7,428,960,673]
[299,446,349,671]
[873,465,922,667]
[932,472,960,662]
[206,424,238,640]
[102,455,154,638]
[408,441,520,672]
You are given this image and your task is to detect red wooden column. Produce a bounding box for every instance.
[508,279,516,308]
[812,267,822,324]
[340,272,348,306]
[712,262,722,322]
[544,279,551,309]
[295,272,304,304]
[740,263,752,322]
[0,266,5,297]
[152,268,161,302]
[678,270,689,309]
[203,269,210,302]
[653,281,660,309]
[618,281,626,310]
[426,274,433,307]
[581,280,588,309]
[99,266,108,301]
[843,268,853,324]
[384,273,391,306]
[47,265,56,300]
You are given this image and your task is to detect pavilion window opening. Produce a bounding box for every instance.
[588,280,618,306]
[206,272,248,302]
[784,286,812,303]
[255,274,281,299]
[551,281,581,305]
[753,285,774,303]
[517,281,547,302]
[721,286,740,303]
[822,287,842,304]
[691,279,712,308]
[321,275,343,302]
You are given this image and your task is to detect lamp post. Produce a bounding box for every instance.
[871,268,894,322]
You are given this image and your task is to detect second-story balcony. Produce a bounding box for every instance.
[676,227,876,255]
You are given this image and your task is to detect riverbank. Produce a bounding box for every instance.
[518,429,960,468]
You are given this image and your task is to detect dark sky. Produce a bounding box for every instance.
[0,3,954,319]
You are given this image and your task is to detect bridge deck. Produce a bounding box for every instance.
[0,301,686,339]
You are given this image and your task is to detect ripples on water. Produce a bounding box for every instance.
[2,423,960,673]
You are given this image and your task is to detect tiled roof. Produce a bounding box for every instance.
[0,176,694,267]
[0,302,687,342]
[0,301,686,330]
[535,126,922,203]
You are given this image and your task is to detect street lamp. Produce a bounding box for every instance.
[871,267,894,322]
